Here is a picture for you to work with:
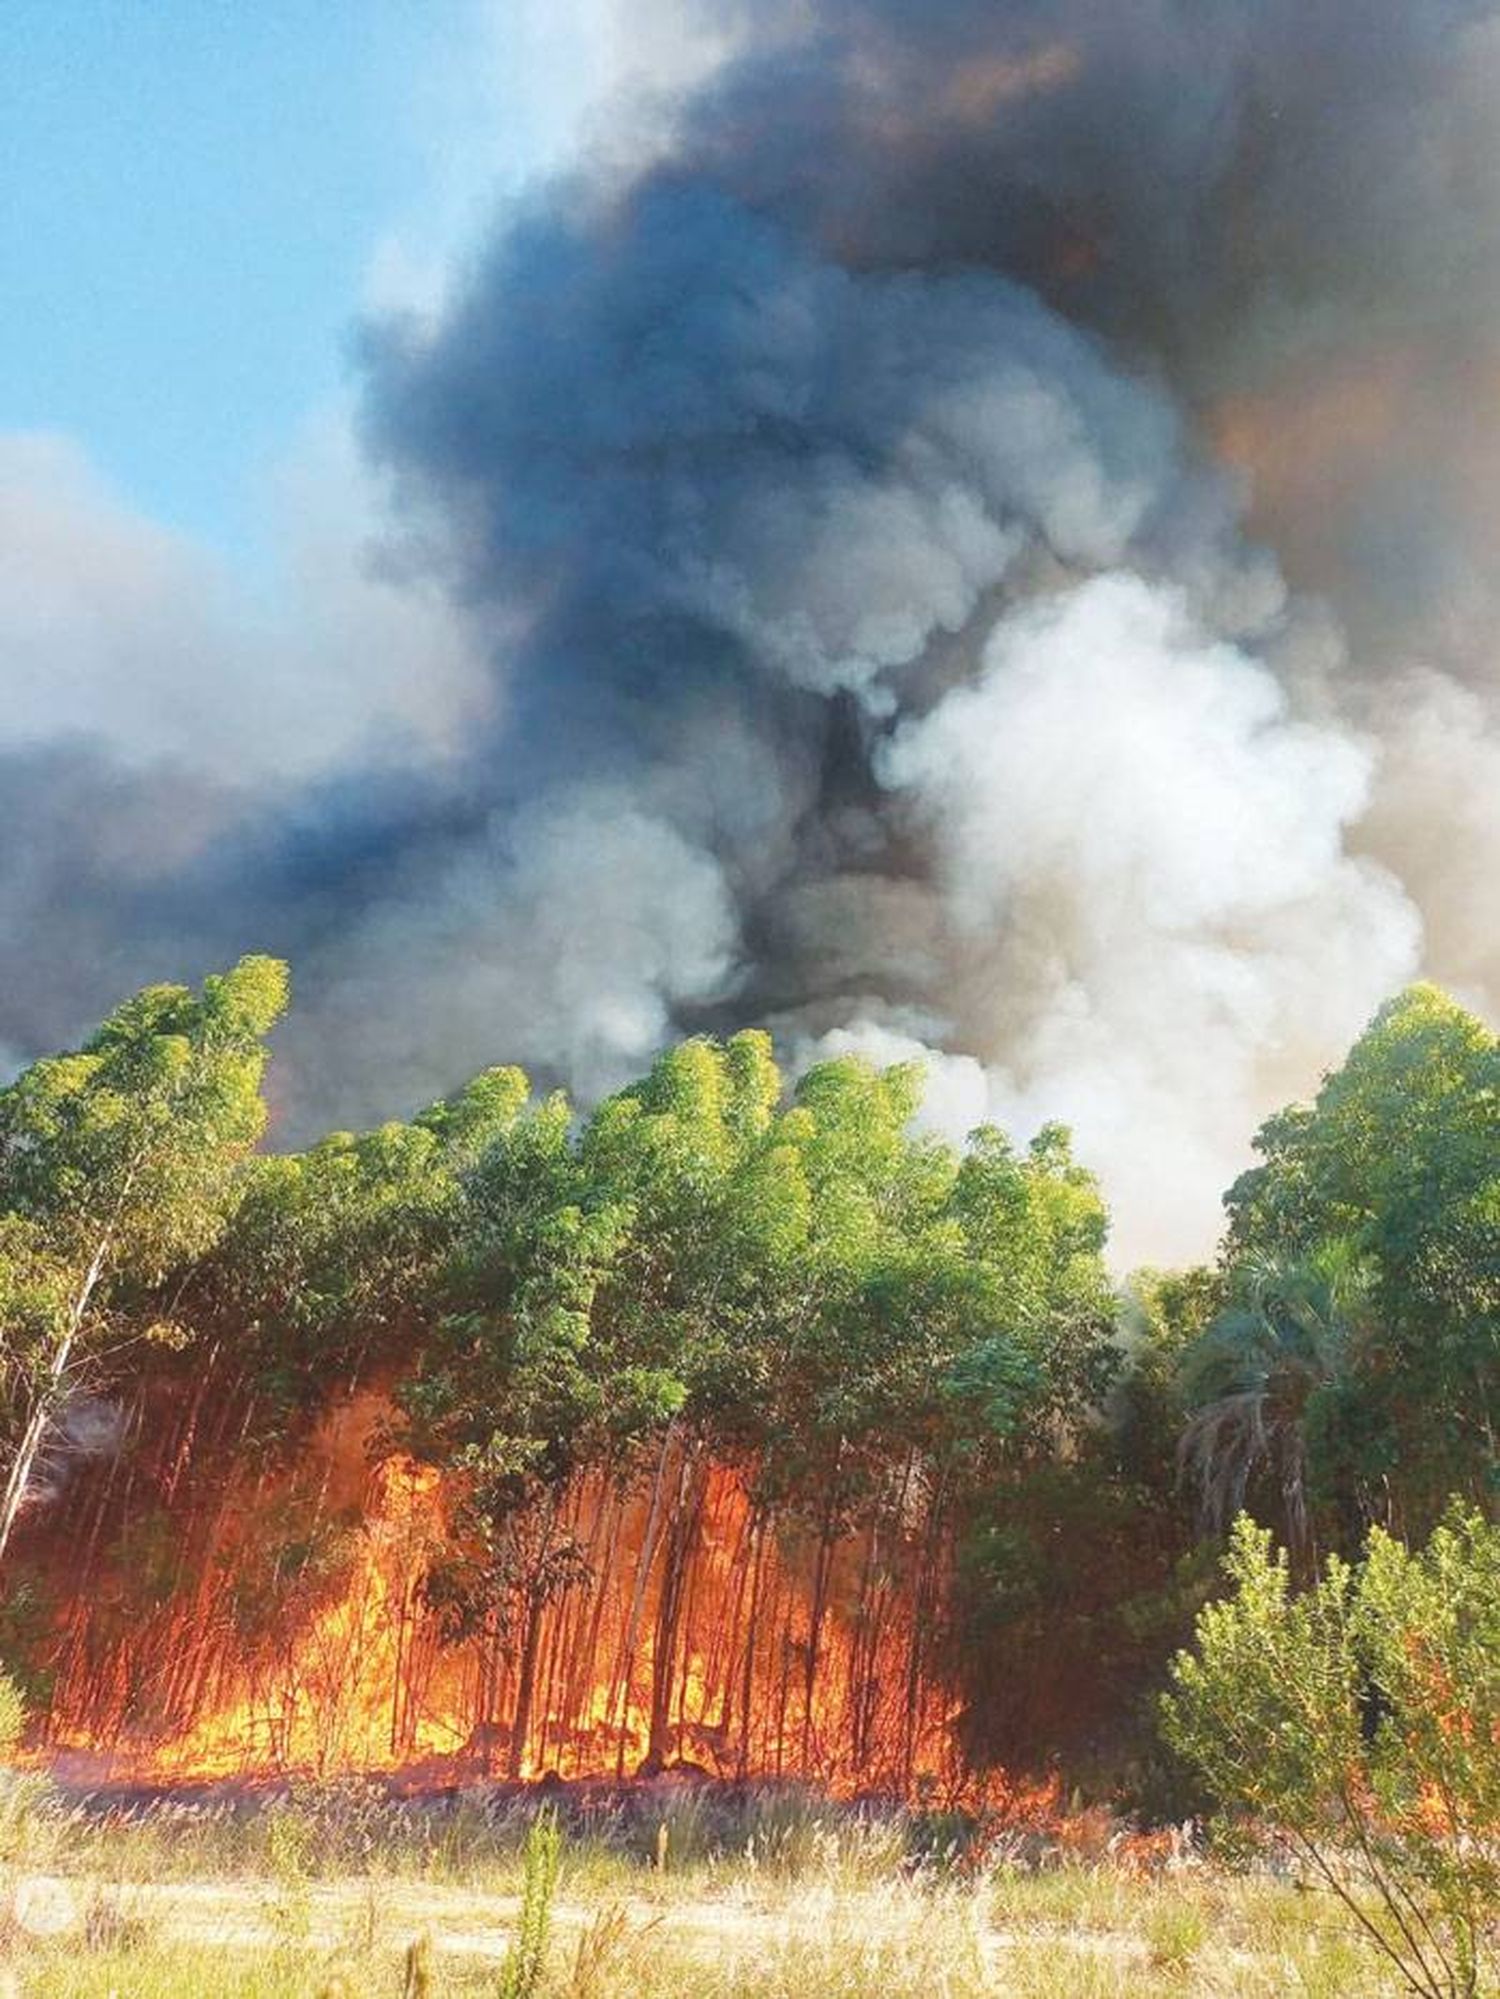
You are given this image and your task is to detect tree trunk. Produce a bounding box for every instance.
[565,1479,619,1746]
[1,1180,129,1566]
[901,1475,947,1789]
[0,1319,80,1564]
[646,1446,707,1771]
[507,1589,547,1780]
[507,1497,560,1778]
[611,1425,676,1775]
[737,1512,768,1779]
[801,1465,842,1773]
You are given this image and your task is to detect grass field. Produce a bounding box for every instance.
[0,1780,1413,1997]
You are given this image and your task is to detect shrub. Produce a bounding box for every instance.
[497,1807,561,1999]
[1162,1509,1500,1998]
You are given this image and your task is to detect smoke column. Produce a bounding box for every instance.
[5,0,1500,1262]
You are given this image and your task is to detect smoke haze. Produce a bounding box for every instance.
[3,0,1498,1263]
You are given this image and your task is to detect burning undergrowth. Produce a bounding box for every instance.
[7,1017,1160,1806]
[30,1389,972,1799]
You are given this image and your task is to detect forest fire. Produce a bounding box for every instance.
[4,3,1499,1989]
[5,1004,1120,1813]
[36,1395,969,1799]
[6,951,1491,1994]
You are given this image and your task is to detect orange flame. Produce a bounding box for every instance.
[39,1395,977,1802]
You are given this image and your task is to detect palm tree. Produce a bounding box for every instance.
[1178,1242,1373,1569]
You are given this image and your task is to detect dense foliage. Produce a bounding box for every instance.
[1184,986,1498,1566]
[0,962,1493,1791]
[0,956,288,1561]
[1165,1511,1500,1998]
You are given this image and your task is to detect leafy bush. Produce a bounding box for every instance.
[1163,1509,1500,1998]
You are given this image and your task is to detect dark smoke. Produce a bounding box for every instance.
[3,0,1497,1260]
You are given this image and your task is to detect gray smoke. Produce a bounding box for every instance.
[3,0,1497,1260]
[19,1393,126,1519]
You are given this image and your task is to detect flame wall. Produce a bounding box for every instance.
[33,1387,966,1796]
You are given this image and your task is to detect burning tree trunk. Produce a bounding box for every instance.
[902,1470,949,1789]
[32,1416,974,1795]
[645,1443,709,1771]
[507,1588,547,1779]
[504,1492,554,1778]
[610,1425,676,1775]
[737,1509,769,1778]
[801,1450,846,1774]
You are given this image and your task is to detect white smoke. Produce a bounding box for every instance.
[1359,669,1500,1022]
[864,575,1422,1262]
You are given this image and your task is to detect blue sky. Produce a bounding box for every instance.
[0,1,546,560]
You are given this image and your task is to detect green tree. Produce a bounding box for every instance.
[748,1078,1118,1779]
[1222,985,1498,1529]
[948,1266,1215,1781]
[1164,1511,1500,1999]
[201,1066,526,1426]
[0,956,288,1564]
[946,1120,1118,1435]
[403,1079,674,1775]
[1115,1264,1222,1493]
[1179,1245,1375,1568]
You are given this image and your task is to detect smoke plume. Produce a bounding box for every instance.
[4,0,1498,1262]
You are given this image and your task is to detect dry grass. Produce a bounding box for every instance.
[0,1782,1417,1997]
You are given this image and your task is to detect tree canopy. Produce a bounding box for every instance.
[0,956,288,1560]
[1193,985,1499,1548]
[0,967,1493,1793]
